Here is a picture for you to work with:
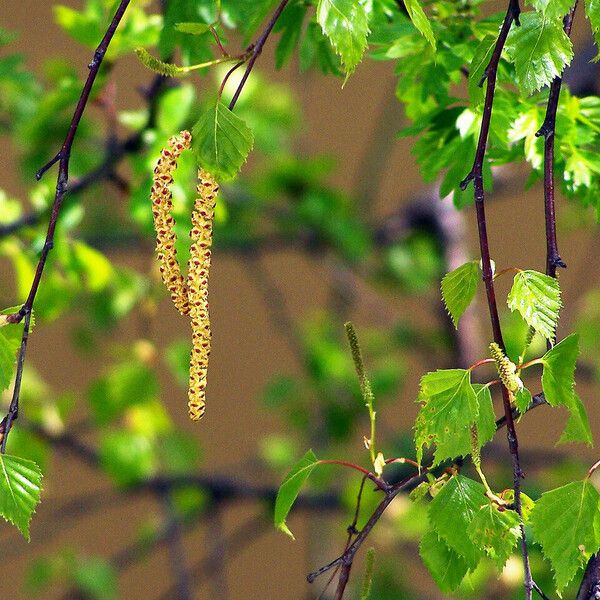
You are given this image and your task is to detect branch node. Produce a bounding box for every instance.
[551,255,567,269]
[459,171,474,191]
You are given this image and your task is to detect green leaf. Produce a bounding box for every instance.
[469,35,496,104]
[274,450,319,539]
[73,557,117,600]
[506,12,574,95]
[316,0,370,77]
[402,0,436,50]
[468,504,521,570]
[559,392,594,446]
[175,22,213,35]
[514,387,533,414]
[541,333,578,409]
[0,454,43,540]
[99,431,156,487]
[540,334,592,445]
[415,369,481,466]
[507,270,561,341]
[527,0,575,19]
[419,529,470,592]
[441,260,479,328]
[0,330,18,390]
[530,480,600,592]
[360,547,375,600]
[71,241,114,292]
[585,0,600,58]
[428,474,486,568]
[192,102,254,181]
[157,84,195,134]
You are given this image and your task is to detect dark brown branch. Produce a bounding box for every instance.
[158,515,269,600]
[159,489,193,600]
[0,72,168,241]
[536,4,577,282]
[459,1,534,597]
[25,423,342,510]
[577,553,600,600]
[228,0,289,110]
[0,0,132,449]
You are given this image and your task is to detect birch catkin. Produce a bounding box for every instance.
[187,169,218,420]
[150,130,192,316]
[150,131,218,421]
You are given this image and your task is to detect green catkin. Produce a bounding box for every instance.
[489,342,523,394]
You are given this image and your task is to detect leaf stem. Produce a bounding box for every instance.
[468,357,495,371]
[492,266,521,280]
[317,460,388,492]
[587,458,600,478]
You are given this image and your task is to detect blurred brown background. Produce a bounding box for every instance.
[2,1,600,598]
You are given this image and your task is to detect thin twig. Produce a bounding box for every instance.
[228,0,289,110]
[306,391,548,597]
[0,0,132,449]
[159,489,193,600]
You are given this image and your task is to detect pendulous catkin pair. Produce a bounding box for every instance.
[150,131,218,421]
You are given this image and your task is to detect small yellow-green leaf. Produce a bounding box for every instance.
[402,0,436,50]
[175,22,213,35]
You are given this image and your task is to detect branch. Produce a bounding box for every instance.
[0,0,132,450]
[228,0,290,110]
[25,423,342,511]
[536,4,577,282]
[159,489,193,600]
[0,72,168,241]
[459,1,535,596]
[306,391,548,597]
[577,553,600,600]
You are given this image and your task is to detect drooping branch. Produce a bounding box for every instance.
[0,0,132,450]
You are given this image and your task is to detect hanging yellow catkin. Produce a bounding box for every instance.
[150,130,192,316]
[186,168,219,420]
